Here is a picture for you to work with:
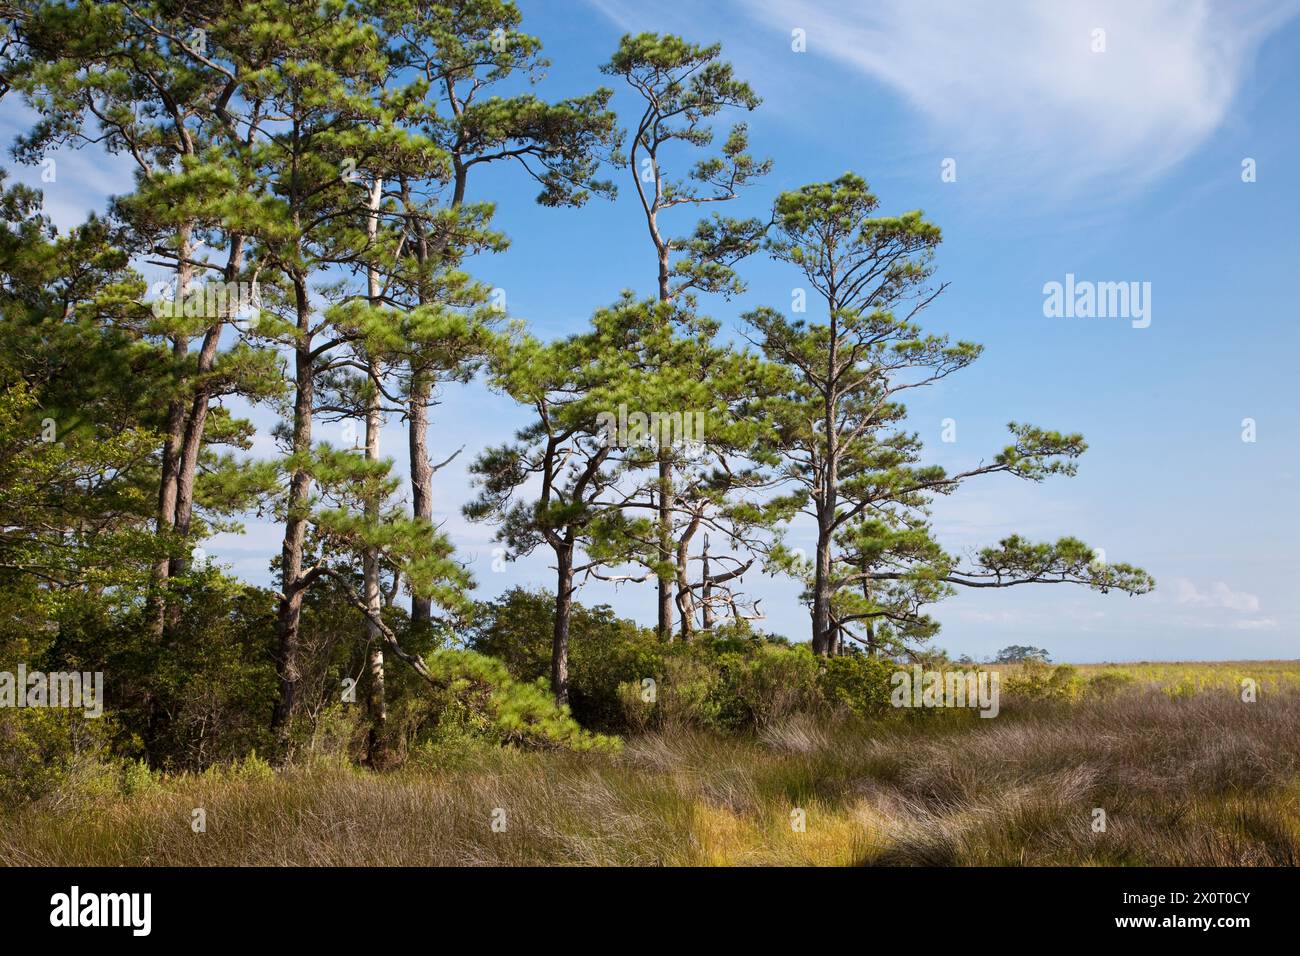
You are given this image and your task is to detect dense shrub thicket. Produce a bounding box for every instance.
[1,578,906,805]
[469,588,899,734]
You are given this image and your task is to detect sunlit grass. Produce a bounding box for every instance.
[3,662,1298,866]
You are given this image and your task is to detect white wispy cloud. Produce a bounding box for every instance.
[739,0,1299,194]
[1232,617,1278,631]
[1171,577,1261,612]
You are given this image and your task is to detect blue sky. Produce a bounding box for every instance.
[4,0,1299,662]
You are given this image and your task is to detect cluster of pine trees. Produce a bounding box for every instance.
[0,2,1152,765]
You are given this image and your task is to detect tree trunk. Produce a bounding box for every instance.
[363,388,385,765]
[701,535,715,631]
[363,177,387,766]
[170,236,246,582]
[403,174,436,631]
[148,361,186,636]
[812,311,840,656]
[657,457,673,640]
[861,572,876,657]
[675,512,700,641]
[811,526,833,655]
[147,229,194,638]
[272,278,314,748]
[652,212,674,642]
[168,329,219,581]
[552,543,574,706]
[408,372,433,631]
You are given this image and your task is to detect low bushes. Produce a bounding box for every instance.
[471,588,898,735]
[420,650,620,753]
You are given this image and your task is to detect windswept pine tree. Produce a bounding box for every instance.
[746,173,1154,656]
[599,33,772,639]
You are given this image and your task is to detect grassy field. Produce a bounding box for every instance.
[3,661,1298,866]
[988,659,1300,691]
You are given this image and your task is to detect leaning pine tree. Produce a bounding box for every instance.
[746,173,1154,657]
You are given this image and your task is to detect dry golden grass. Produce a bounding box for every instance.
[3,670,1298,866]
[989,658,1300,693]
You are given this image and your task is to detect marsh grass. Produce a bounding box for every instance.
[3,670,1298,866]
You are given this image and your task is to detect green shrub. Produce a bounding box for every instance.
[471,587,660,731]
[0,708,119,807]
[1002,660,1082,703]
[418,650,619,753]
[817,653,895,719]
[1085,669,1136,699]
[654,655,725,730]
[472,589,912,734]
[720,642,820,728]
[119,758,160,797]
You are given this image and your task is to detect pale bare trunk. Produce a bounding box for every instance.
[363,178,386,765]
[701,535,715,631]
[363,387,385,764]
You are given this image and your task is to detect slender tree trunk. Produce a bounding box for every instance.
[655,239,676,642]
[272,276,314,747]
[170,236,246,581]
[366,639,386,764]
[148,352,186,633]
[701,535,715,631]
[812,525,833,655]
[363,385,385,764]
[552,542,574,707]
[362,177,387,766]
[675,512,701,640]
[657,457,673,640]
[148,228,194,637]
[168,329,218,582]
[861,566,876,657]
[407,371,433,631]
[812,304,840,656]
[402,171,457,632]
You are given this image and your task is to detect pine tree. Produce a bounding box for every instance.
[0,176,162,631]
[466,303,645,704]
[746,174,1153,656]
[600,33,770,639]
[581,298,782,638]
[6,0,283,636]
[376,0,620,633]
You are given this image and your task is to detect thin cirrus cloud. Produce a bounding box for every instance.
[1171,577,1261,613]
[739,0,1300,194]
